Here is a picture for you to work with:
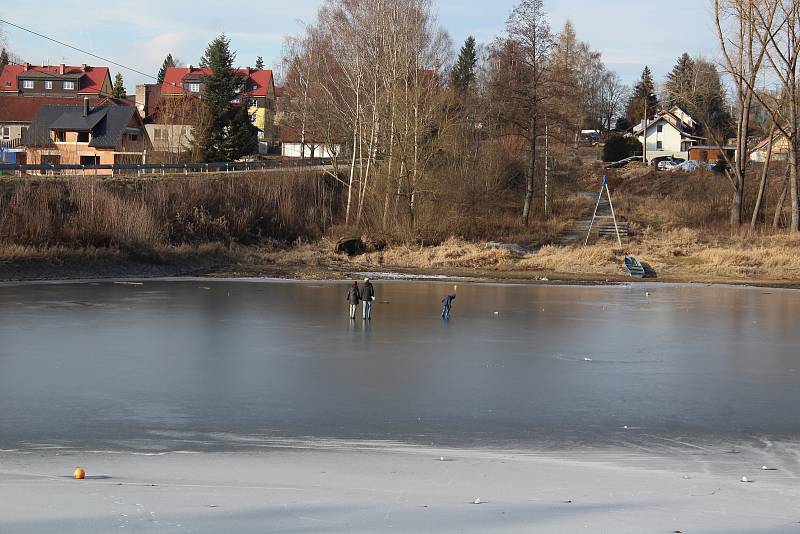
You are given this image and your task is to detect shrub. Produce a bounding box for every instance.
[603,135,642,162]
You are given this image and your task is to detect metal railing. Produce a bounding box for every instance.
[0,157,334,175]
[0,138,23,149]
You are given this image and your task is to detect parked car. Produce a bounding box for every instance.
[650,155,673,167]
[658,160,680,171]
[670,160,700,172]
[669,160,715,173]
[656,157,686,170]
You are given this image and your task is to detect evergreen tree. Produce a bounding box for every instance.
[112,72,126,98]
[157,53,176,84]
[665,52,695,110]
[227,106,259,157]
[626,66,658,125]
[255,56,264,70]
[196,34,257,161]
[451,36,477,94]
[0,48,9,70]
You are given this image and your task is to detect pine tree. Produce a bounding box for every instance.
[227,106,259,157]
[665,53,695,111]
[157,53,176,84]
[626,66,658,125]
[255,56,264,70]
[196,34,257,161]
[112,72,126,98]
[451,36,477,94]
[0,48,9,70]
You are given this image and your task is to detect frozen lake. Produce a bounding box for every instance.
[1,279,799,452]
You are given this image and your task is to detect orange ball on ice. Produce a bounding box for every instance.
[73,468,85,480]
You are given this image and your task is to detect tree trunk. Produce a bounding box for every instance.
[789,137,799,233]
[773,167,789,229]
[522,115,537,226]
[731,92,751,226]
[750,128,774,234]
[382,96,396,228]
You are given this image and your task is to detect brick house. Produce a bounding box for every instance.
[1,95,130,147]
[23,98,150,173]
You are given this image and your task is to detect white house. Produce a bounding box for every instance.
[634,108,704,162]
[279,126,341,159]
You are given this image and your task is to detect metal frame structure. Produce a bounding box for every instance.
[584,175,622,247]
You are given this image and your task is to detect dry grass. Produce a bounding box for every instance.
[0,172,336,251]
[360,237,516,269]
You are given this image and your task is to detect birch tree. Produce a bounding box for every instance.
[748,0,800,232]
[714,0,773,226]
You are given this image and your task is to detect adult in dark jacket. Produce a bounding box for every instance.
[441,294,456,319]
[361,278,376,320]
[346,281,361,319]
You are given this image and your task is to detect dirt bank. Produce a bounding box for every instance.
[3,234,800,289]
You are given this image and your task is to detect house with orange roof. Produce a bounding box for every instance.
[0,63,112,98]
[156,65,275,152]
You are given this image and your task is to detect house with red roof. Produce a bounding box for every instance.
[0,63,112,98]
[159,66,275,148]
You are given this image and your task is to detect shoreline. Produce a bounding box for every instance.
[3,255,800,290]
[2,439,798,532]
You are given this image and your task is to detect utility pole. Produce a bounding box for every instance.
[642,97,647,165]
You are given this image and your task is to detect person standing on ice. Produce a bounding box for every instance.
[361,278,376,320]
[441,293,456,320]
[346,281,361,320]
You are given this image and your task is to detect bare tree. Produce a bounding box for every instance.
[598,72,629,131]
[748,0,800,232]
[501,0,553,225]
[714,0,773,226]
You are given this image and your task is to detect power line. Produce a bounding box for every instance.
[0,18,267,105]
[0,17,159,82]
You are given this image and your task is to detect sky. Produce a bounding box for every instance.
[1,0,720,89]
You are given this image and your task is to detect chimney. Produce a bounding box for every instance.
[135,84,148,118]
[23,62,31,71]
[83,97,89,117]
[59,63,66,75]
[81,64,88,72]
[187,64,192,72]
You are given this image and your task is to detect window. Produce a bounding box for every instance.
[1,127,10,140]
[188,82,200,93]
[248,98,258,107]
[656,125,663,133]
[63,81,75,90]
[54,131,66,142]
[80,155,100,166]
[153,128,166,141]
[22,80,34,89]
[45,81,53,90]
[129,134,138,142]
[77,131,90,143]
[656,141,663,150]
